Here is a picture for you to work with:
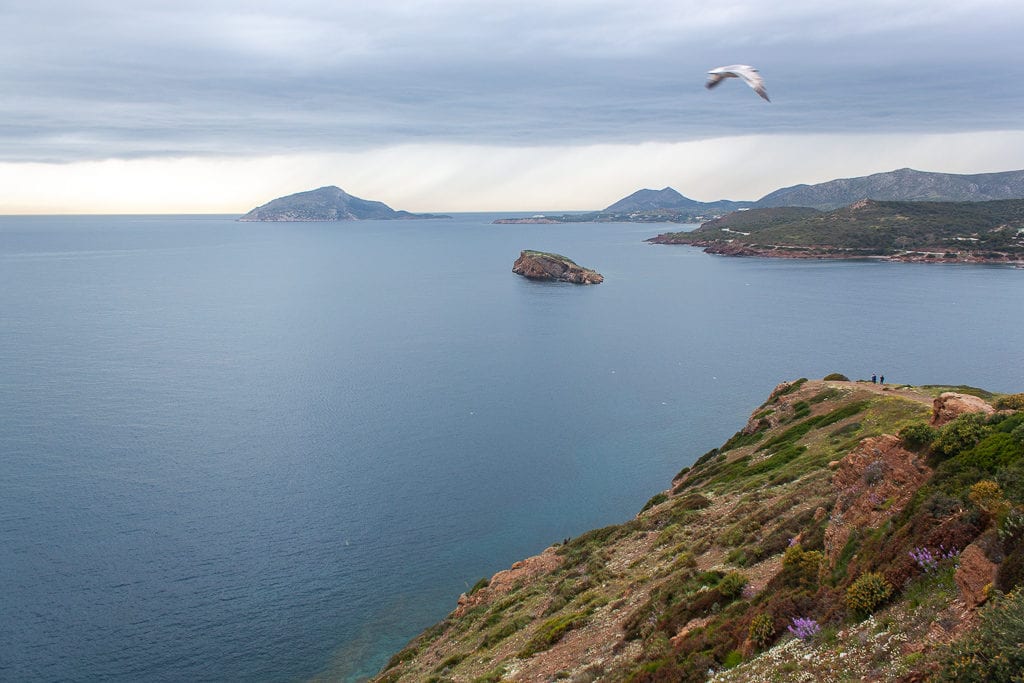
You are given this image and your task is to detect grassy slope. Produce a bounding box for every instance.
[652,199,1024,255]
[375,380,1024,682]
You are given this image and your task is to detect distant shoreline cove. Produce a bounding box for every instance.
[647,237,1024,266]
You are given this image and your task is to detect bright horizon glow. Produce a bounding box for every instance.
[4,131,1024,215]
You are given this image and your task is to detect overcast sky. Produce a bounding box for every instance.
[3,0,1024,213]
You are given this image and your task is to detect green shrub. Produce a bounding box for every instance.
[468,577,489,595]
[969,480,1011,526]
[718,571,748,599]
[791,401,812,420]
[995,393,1024,410]
[933,413,991,460]
[691,448,720,470]
[996,508,1024,592]
[963,433,1024,471]
[480,616,528,648]
[782,545,823,588]
[675,493,711,511]
[473,666,507,683]
[1012,423,1024,447]
[899,422,938,452]
[641,492,669,512]
[517,611,590,657]
[748,613,775,649]
[996,546,1024,593]
[938,589,1024,682]
[720,429,765,452]
[722,650,743,669]
[922,490,961,518]
[434,653,466,672]
[726,547,750,567]
[845,572,893,617]
[823,373,849,381]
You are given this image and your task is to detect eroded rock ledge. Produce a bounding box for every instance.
[512,250,604,284]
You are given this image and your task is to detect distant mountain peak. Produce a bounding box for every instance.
[238,186,447,222]
[603,186,751,214]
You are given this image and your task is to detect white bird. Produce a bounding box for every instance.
[706,64,770,102]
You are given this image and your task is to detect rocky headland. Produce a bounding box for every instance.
[512,250,604,284]
[376,378,1024,682]
[648,199,1024,265]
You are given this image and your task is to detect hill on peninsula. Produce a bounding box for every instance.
[493,168,1024,225]
[603,187,752,215]
[754,167,1024,210]
[376,378,1024,682]
[237,186,449,221]
[648,198,1024,264]
[492,188,749,225]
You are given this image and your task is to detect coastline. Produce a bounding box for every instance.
[647,236,1024,265]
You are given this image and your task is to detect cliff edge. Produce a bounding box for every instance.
[376,379,1024,682]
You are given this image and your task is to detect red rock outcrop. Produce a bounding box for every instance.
[512,250,604,284]
[824,434,932,565]
[954,543,997,607]
[454,547,563,617]
[931,392,995,426]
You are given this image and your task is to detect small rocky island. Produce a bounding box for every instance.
[238,185,449,221]
[512,250,604,284]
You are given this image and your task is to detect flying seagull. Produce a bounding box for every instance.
[706,64,770,102]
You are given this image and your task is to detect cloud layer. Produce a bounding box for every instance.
[4,0,1024,162]
[3,1,1024,211]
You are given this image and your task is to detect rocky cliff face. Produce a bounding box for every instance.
[376,379,1024,682]
[512,250,604,284]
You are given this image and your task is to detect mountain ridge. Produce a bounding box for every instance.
[492,168,1024,225]
[754,167,1024,210]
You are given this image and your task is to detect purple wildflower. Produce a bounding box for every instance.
[910,545,959,573]
[787,616,820,641]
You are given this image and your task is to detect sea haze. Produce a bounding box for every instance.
[1,214,1022,681]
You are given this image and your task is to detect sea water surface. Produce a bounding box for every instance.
[1,214,1022,681]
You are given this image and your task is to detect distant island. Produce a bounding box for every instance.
[494,187,751,224]
[237,186,449,221]
[492,167,1024,225]
[512,250,604,284]
[648,199,1024,264]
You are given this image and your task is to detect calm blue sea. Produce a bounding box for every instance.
[1,214,1022,681]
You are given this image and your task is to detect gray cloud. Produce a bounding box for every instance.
[3,0,1023,162]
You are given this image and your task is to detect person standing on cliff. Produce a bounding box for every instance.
[872,374,877,384]
[880,375,885,384]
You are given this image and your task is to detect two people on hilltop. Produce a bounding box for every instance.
[871,374,886,384]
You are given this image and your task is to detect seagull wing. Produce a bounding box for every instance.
[705,72,729,89]
[733,65,770,102]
